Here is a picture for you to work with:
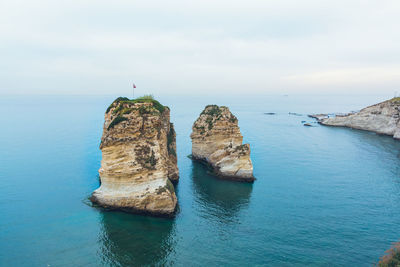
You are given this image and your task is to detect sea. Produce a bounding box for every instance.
[1,94,400,266]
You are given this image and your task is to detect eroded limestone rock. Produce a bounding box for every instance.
[317,98,400,139]
[91,97,179,216]
[190,105,254,182]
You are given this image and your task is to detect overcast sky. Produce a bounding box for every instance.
[1,0,399,96]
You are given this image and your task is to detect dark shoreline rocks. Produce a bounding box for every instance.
[289,112,303,116]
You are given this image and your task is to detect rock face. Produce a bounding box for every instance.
[91,97,179,216]
[190,105,254,182]
[317,98,400,139]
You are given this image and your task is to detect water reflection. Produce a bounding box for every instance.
[97,211,176,266]
[191,161,253,223]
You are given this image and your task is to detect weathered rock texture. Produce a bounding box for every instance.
[91,97,179,216]
[190,105,254,182]
[317,98,400,139]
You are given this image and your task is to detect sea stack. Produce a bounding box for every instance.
[315,97,400,139]
[91,96,179,216]
[190,105,254,182]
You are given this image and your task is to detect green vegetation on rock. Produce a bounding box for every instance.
[134,145,158,169]
[379,242,400,267]
[229,116,238,123]
[201,105,222,117]
[149,149,157,166]
[199,105,223,131]
[132,95,166,113]
[139,105,159,115]
[167,125,177,157]
[199,105,238,131]
[108,116,128,130]
[121,108,135,115]
[106,95,166,115]
[106,97,129,113]
[112,103,124,115]
[106,95,168,131]
[156,179,175,195]
[206,116,214,130]
[194,125,205,135]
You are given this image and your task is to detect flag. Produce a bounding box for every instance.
[133,83,136,88]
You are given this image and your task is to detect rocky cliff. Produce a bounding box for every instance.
[316,98,400,139]
[91,96,179,216]
[190,105,254,182]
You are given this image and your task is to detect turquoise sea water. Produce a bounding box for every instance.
[1,94,400,266]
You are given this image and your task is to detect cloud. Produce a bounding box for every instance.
[284,67,400,88]
[0,0,399,95]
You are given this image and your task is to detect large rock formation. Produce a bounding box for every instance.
[315,98,400,139]
[91,96,179,216]
[190,105,254,182]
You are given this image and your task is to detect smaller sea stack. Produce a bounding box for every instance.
[190,105,254,182]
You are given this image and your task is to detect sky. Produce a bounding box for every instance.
[0,0,399,96]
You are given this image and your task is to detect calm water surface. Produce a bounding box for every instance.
[1,94,400,266]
